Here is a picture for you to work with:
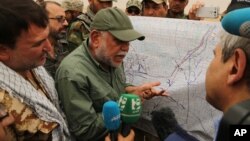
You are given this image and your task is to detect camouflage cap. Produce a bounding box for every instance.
[61,0,84,13]
[90,8,145,41]
[143,0,166,4]
[126,0,142,10]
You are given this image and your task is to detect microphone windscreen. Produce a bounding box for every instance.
[222,7,250,38]
[102,101,121,131]
[151,107,178,140]
[118,94,141,124]
[152,107,198,141]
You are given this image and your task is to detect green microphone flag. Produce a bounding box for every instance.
[118,94,141,124]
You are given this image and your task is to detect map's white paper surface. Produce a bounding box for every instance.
[124,16,222,141]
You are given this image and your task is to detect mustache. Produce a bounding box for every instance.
[43,51,53,59]
[117,51,127,56]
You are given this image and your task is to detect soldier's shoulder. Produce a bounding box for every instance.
[77,13,89,20]
[69,21,84,30]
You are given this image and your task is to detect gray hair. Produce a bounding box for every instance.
[220,30,250,87]
[220,30,250,62]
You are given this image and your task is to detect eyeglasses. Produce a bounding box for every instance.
[49,15,66,23]
[127,8,140,15]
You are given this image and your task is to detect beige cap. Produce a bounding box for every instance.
[143,0,166,4]
[61,0,84,12]
[126,0,142,10]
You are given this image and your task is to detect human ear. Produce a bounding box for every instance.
[0,44,10,61]
[227,48,247,85]
[90,30,102,49]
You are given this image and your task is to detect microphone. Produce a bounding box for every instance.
[102,100,121,141]
[118,94,141,137]
[222,7,250,38]
[151,107,198,141]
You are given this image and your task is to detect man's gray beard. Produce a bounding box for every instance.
[96,54,118,68]
[95,50,119,69]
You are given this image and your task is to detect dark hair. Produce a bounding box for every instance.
[0,0,48,48]
[142,0,168,12]
[142,0,167,5]
[226,1,250,13]
[39,0,61,15]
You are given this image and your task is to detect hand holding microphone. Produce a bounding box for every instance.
[118,94,141,137]
[105,129,135,141]
[102,101,121,141]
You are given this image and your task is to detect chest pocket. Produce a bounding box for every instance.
[86,66,126,112]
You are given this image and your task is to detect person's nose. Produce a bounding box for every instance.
[148,8,154,16]
[63,19,68,26]
[120,42,129,52]
[43,39,53,52]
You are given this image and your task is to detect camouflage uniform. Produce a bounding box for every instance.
[0,88,58,141]
[44,32,70,78]
[66,6,95,50]
[0,59,71,140]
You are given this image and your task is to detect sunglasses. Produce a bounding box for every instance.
[49,15,66,23]
[127,8,140,15]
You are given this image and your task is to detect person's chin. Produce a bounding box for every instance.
[111,62,122,68]
[205,94,216,108]
[172,9,181,13]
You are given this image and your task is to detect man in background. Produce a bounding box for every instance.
[167,0,189,18]
[61,0,84,24]
[141,0,203,19]
[126,0,142,16]
[40,1,70,78]
[142,0,168,17]
[67,0,116,50]
[167,0,204,20]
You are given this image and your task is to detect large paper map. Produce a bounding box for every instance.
[124,16,222,141]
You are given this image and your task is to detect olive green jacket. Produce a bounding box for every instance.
[55,39,127,141]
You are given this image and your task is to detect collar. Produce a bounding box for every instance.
[86,6,95,21]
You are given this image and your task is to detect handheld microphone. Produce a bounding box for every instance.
[102,101,121,141]
[118,94,141,137]
[222,7,250,38]
[152,107,198,141]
